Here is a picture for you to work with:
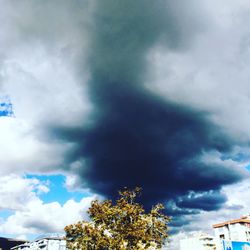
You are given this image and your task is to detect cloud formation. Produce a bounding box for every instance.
[51,0,249,213]
[1,0,250,237]
[0,174,97,236]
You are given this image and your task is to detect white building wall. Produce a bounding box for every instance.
[214,221,250,249]
[180,234,216,250]
[180,238,203,250]
[11,238,66,250]
[215,223,250,242]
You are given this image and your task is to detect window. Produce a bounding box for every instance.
[246,231,250,241]
[220,234,225,239]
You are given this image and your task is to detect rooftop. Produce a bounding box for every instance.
[213,215,250,228]
[34,233,65,241]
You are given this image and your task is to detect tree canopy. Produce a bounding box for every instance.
[64,187,170,249]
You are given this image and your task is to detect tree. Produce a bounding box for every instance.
[64,187,170,249]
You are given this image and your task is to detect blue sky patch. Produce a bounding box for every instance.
[0,96,14,117]
[25,174,90,204]
[0,209,14,219]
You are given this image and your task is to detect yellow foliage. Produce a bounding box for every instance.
[64,188,170,249]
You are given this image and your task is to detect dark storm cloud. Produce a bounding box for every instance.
[50,0,248,225]
[169,216,192,228]
[53,89,245,210]
[176,191,227,211]
[87,0,202,86]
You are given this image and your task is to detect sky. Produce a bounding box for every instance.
[1,0,250,249]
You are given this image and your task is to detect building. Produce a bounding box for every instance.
[213,215,250,242]
[221,240,250,250]
[11,234,66,250]
[213,215,250,249]
[0,237,27,250]
[180,232,216,250]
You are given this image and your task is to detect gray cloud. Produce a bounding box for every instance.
[24,219,55,234]
[176,191,227,211]
[1,0,250,236]
[49,0,249,224]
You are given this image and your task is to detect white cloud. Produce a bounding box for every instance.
[0,24,91,176]
[0,2,98,238]
[64,173,85,192]
[0,0,92,176]
[0,118,69,174]
[0,174,48,210]
[0,197,96,235]
[0,174,98,236]
[1,46,91,126]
